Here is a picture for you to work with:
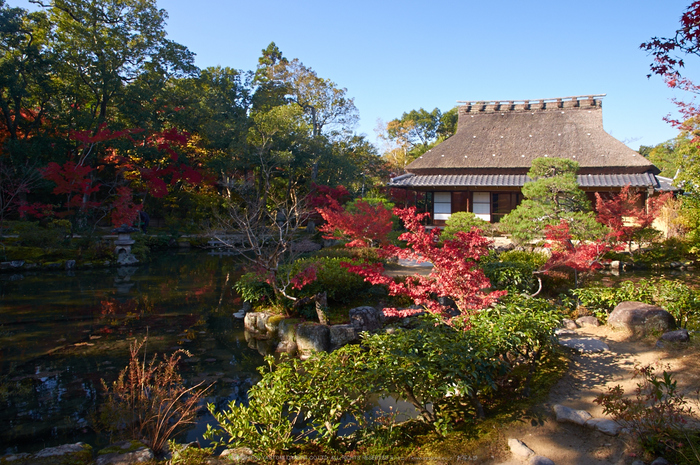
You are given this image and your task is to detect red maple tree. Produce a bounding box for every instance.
[595,185,672,255]
[541,220,619,287]
[641,2,700,132]
[317,198,393,248]
[340,207,505,325]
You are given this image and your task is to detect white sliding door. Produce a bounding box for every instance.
[433,192,451,221]
[472,192,491,222]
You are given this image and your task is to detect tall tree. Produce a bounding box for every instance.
[0,1,54,143]
[378,106,459,173]
[32,0,197,134]
[500,158,605,245]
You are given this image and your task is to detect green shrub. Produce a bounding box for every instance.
[205,346,373,455]
[481,250,548,294]
[469,296,562,396]
[499,250,549,269]
[15,219,71,249]
[287,256,373,304]
[441,212,490,241]
[595,364,699,461]
[206,299,566,455]
[234,272,274,307]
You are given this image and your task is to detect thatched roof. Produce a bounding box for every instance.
[405,95,658,175]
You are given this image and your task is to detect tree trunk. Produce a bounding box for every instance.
[315,292,328,325]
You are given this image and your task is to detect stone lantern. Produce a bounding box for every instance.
[111,224,139,265]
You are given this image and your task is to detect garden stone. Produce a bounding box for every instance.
[264,315,284,335]
[220,446,256,463]
[659,329,690,342]
[529,457,555,465]
[96,441,153,465]
[329,324,357,350]
[609,260,620,270]
[349,306,384,333]
[608,301,676,335]
[561,318,578,330]
[585,418,621,436]
[31,443,93,464]
[555,328,578,337]
[275,340,297,355]
[233,302,251,319]
[243,312,272,337]
[296,322,330,359]
[558,337,609,353]
[553,404,592,425]
[576,316,600,327]
[278,318,300,342]
[508,438,534,459]
[650,458,671,465]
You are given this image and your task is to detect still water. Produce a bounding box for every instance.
[0,251,265,454]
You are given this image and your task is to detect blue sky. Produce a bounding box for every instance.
[12,0,698,150]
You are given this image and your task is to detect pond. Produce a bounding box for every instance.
[0,251,265,455]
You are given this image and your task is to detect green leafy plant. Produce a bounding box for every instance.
[205,346,373,455]
[95,338,210,455]
[15,219,71,249]
[595,364,699,461]
[361,315,505,433]
[442,211,490,241]
[481,250,548,294]
[468,296,562,397]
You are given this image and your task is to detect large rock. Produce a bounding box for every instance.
[660,329,690,342]
[296,322,330,359]
[349,306,385,333]
[608,301,676,335]
[20,443,94,464]
[329,324,357,350]
[278,318,301,342]
[243,312,274,338]
[96,441,153,465]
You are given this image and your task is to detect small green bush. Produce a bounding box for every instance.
[481,250,548,294]
[442,212,489,241]
[287,256,373,304]
[499,250,549,269]
[595,364,699,462]
[234,272,274,307]
[15,219,71,249]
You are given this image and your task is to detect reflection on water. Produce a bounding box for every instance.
[0,251,264,454]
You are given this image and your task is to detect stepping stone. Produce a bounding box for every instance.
[508,438,534,459]
[553,404,592,425]
[585,418,621,436]
[558,337,609,353]
[530,457,555,465]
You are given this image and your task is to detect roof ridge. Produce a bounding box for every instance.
[459,95,605,113]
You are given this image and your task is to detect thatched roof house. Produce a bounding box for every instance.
[389,95,668,224]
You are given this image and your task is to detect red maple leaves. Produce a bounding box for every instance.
[317,198,393,248]
[595,185,672,253]
[330,206,504,324]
